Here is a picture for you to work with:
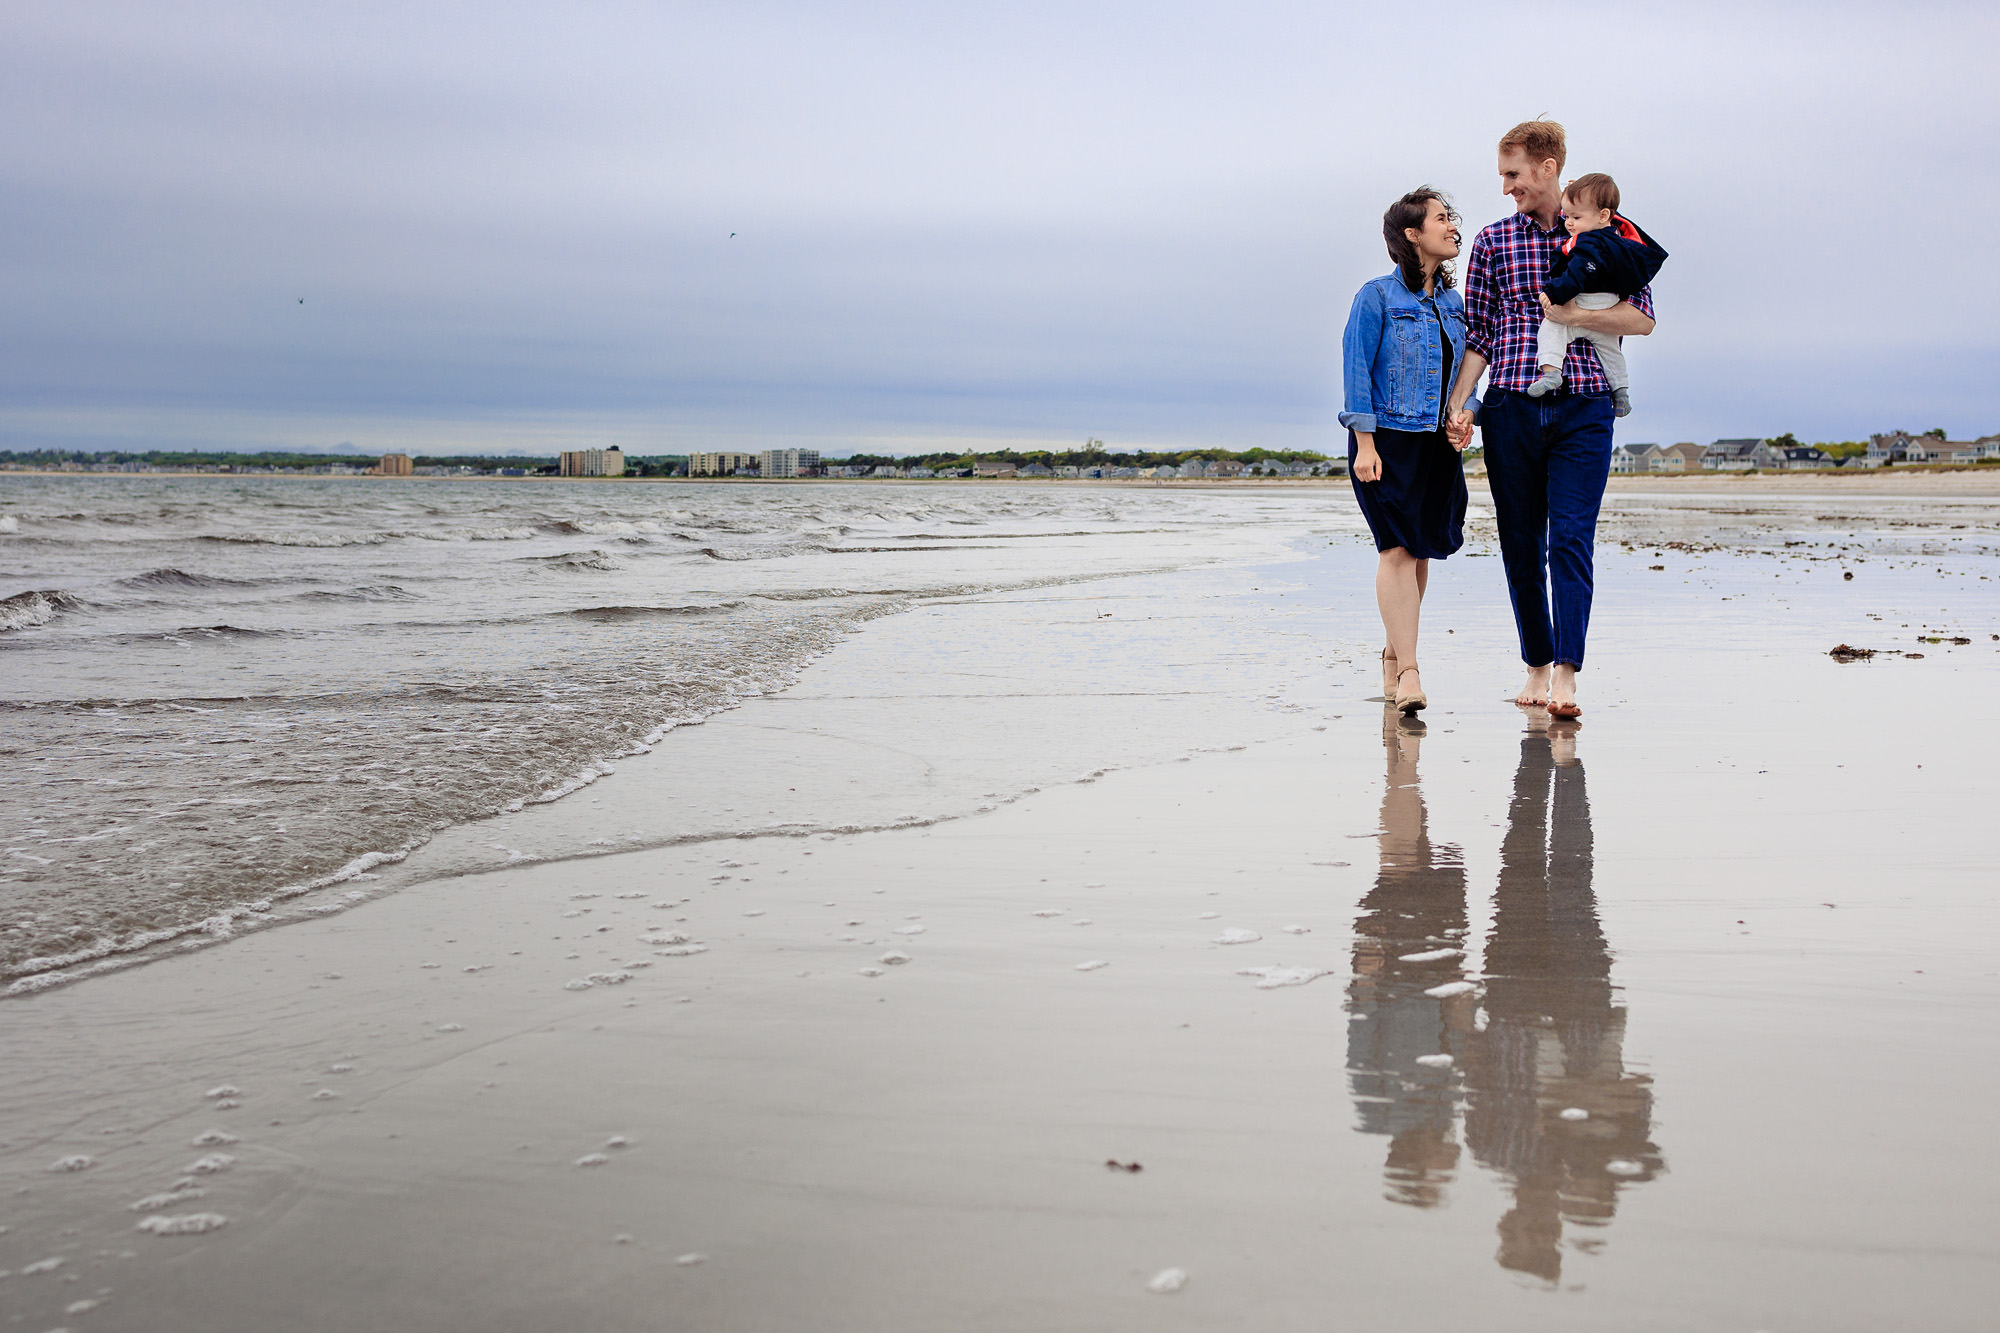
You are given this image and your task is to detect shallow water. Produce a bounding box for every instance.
[0,478,1341,989]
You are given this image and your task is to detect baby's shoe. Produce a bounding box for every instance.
[1525,367,1563,398]
[1612,388,1632,417]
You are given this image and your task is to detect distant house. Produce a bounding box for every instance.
[1703,439,1769,470]
[1611,443,1661,474]
[1650,442,1707,473]
[1775,447,1831,469]
[973,460,1017,478]
[376,453,414,476]
[1149,465,1178,479]
[906,466,935,478]
[1212,459,1245,478]
[1177,459,1213,478]
[1018,462,1053,478]
[1966,435,2000,460]
[1109,466,1139,479]
[1055,465,1080,478]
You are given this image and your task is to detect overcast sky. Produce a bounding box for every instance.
[3,1,1994,456]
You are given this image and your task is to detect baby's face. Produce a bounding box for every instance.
[1562,204,1614,237]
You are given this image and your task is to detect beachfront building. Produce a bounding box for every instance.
[1775,446,1833,469]
[559,447,625,477]
[758,449,820,478]
[973,460,1017,478]
[1611,444,1661,474]
[376,453,414,476]
[1018,463,1053,478]
[1703,439,1772,471]
[1650,442,1707,472]
[689,451,758,476]
[1212,459,1245,478]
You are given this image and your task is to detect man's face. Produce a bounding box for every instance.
[1497,149,1558,211]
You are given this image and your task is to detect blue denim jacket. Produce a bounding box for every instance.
[1338,272,1471,434]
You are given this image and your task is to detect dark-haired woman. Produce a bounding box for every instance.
[1338,188,1471,715]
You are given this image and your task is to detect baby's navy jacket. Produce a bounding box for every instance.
[1542,215,1668,305]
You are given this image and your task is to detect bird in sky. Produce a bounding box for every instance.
[297,298,304,304]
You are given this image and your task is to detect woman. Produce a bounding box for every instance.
[1338,187,1471,715]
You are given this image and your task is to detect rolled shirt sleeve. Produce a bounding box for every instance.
[1337,282,1383,433]
[1627,284,1655,320]
[1461,236,1498,364]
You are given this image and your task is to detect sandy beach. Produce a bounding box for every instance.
[4,483,1999,1330]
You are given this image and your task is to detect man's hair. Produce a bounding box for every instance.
[1382,187,1458,292]
[1563,172,1620,216]
[1498,120,1566,172]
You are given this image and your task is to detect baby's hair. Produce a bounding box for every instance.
[1564,173,1620,216]
[1498,120,1566,172]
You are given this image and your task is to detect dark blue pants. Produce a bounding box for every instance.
[1481,390,1615,669]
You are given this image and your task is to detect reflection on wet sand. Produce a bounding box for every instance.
[1346,710,1664,1280]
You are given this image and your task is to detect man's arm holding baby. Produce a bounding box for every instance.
[1537,293,1655,337]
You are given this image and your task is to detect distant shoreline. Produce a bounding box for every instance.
[6,467,2000,496]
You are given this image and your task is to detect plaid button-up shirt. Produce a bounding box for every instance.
[1463,209,1655,396]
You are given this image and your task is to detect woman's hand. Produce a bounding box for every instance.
[1353,433,1382,483]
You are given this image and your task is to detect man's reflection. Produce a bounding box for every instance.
[1345,713,1664,1280]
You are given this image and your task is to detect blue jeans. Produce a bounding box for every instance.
[1481,390,1615,669]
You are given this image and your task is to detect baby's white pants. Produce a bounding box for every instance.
[1536,291,1628,390]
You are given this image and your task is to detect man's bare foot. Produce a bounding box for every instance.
[1547,664,1580,717]
[1514,665,1551,706]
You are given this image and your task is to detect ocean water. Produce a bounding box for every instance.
[0,476,1336,992]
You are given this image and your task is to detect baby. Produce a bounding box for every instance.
[1527,173,1668,417]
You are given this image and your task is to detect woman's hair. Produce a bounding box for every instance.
[1382,187,1458,292]
[1563,172,1620,216]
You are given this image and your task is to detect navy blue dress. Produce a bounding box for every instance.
[1349,316,1467,561]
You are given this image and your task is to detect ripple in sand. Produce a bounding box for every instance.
[878,951,911,965]
[1148,1267,1188,1294]
[857,967,885,977]
[653,945,708,958]
[1032,910,1063,918]
[136,1212,229,1235]
[204,1085,242,1099]
[311,1089,340,1100]
[1423,981,1477,998]
[1075,960,1110,972]
[21,1257,64,1275]
[1212,928,1261,945]
[48,1155,95,1173]
[188,1154,236,1175]
[1197,911,1220,920]
[892,924,925,936]
[190,1130,238,1147]
[676,1252,708,1266]
[574,1153,610,1168]
[1281,924,1311,935]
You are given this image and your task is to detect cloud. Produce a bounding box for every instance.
[3,0,1995,454]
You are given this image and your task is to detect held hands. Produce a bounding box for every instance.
[1445,408,1475,453]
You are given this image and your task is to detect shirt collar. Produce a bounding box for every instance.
[1510,208,1566,239]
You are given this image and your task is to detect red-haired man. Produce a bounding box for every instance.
[1446,121,1655,718]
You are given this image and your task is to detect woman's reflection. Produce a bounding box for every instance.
[1345,712,1664,1281]
[1346,711,1474,1208]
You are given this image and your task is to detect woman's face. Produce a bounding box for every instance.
[1407,199,1462,262]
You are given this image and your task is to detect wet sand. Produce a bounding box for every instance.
[4,495,1999,1330]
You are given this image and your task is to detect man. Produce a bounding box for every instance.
[1446,120,1653,717]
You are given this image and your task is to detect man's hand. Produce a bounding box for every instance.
[1539,293,1654,337]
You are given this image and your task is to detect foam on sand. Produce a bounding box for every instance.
[1399,948,1463,962]
[1414,1053,1454,1068]
[1212,928,1261,945]
[1236,965,1332,989]
[1148,1267,1189,1293]
[1075,960,1109,971]
[136,1212,230,1235]
[1422,981,1477,998]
